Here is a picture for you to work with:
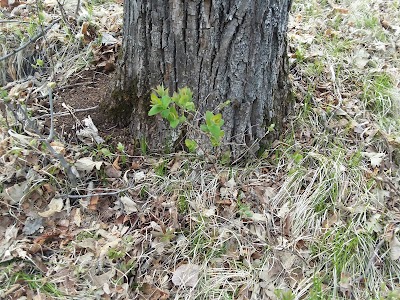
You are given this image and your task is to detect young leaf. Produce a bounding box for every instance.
[155,85,168,97]
[212,113,224,126]
[161,108,170,118]
[185,102,195,111]
[148,105,164,116]
[205,111,213,126]
[151,93,161,105]
[171,92,180,103]
[117,142,125,152]
[169,118,180,128]
[161,95,171,109]
[101,148,113,158]
[185,139,197,153]
[200,124,209,133]
[167,106,180,128]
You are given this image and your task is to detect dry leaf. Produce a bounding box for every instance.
[362,152,385,167]
[322,213,338,231]
[75,157,103,172]
[333,7,349,14]
[142,284,169,300]
[105,164,122,178]
[88,195,99,210]
[389,235,400,261]
[50,140,65,154]
[22,217,43,235]
[90,268,116,288]
[101,32,118,45]
[250,213,268,222]
[2,181,28,204]
[112,156,121,170]
[225,177,236,189]
[172,264,200,287]
[76,116,105,144]
[277,202,290,218]
[169,159,181,173]
[38,197,64,217]
[134,171,146,182]
[73,208,82,227]
[120,195,138,214]
[339,272,352,297]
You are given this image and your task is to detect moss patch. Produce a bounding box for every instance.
[100,77,139,127]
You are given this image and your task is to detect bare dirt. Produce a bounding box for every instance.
[53,69,131,147]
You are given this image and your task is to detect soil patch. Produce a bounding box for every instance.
[54,69,131,147]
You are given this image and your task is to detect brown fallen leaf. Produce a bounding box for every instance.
[141,283,169,300]
[88,195,99,211]
[333,7,349,14]
[105,164,122,178]
[112,156,121,170]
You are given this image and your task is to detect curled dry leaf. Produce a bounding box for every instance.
[76,116,105,144]
[112,156,121,170]
[38,197,64,217]
[50,140,65,154]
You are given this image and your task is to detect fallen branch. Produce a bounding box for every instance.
[61,187,132,199]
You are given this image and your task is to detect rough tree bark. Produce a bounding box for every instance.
[103,0,292,157]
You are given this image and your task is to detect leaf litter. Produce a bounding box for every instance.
[1,0,400,299]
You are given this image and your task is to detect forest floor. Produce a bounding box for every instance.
[1,0,400,299]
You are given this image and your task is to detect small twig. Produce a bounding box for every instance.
[0,20,30,24]
[61,102,84,128]
[56,0,75,33]
[56,81,97,90]
[74,0,81,17]
[3,284,21,297]
[46,84,55,142]
[0,18,61,62]
[61,187,132,199]
[33,105,99,119]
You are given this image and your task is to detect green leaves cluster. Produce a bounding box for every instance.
[148,85,225,151]
[200,111,225,146]
[148,86,194,129]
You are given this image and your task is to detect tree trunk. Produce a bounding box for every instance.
[103,0,292,157]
